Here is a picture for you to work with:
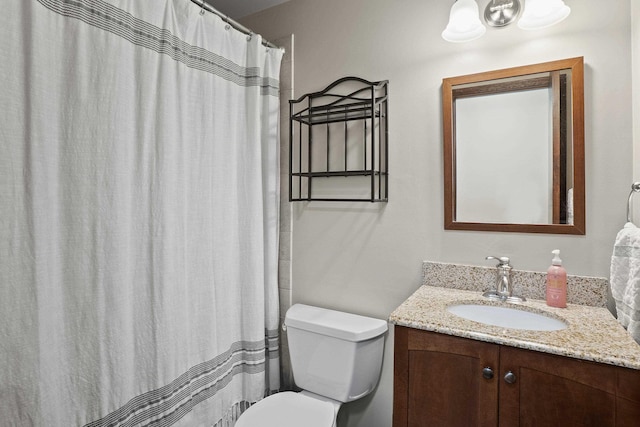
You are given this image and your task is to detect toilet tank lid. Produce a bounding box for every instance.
[284,304,388,342]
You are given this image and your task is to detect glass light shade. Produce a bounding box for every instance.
[442,0,486,43]
[517,0,571,30]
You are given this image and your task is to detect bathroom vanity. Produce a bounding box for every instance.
[393,327,640,426]
[390,264,640,427]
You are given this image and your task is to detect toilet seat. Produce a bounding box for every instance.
[235,391,335,427]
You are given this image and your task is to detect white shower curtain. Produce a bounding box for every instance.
[0,0,282,426]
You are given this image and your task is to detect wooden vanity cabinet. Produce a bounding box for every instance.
[393,326,640,427]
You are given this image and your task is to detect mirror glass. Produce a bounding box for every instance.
[443,57,585,234]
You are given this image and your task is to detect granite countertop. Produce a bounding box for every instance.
[389,285,640,370]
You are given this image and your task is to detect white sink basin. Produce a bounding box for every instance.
[447,304,567,331]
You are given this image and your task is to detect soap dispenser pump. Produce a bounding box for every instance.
[546,249,567,308]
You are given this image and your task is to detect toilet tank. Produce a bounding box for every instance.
[284,304,388,403]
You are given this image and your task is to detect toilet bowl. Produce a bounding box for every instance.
[235,304,387,427]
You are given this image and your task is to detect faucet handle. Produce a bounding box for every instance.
[486,256,511,266]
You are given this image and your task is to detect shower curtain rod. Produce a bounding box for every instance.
[190,0,280,49]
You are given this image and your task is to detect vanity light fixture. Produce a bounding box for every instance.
[442,0,571,42]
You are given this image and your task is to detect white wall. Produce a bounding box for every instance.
[243,1,633,426]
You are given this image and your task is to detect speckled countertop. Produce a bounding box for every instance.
[390,285,640,370]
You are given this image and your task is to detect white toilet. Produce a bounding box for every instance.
[235,304,388,427]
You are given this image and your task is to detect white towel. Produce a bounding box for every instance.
[610,222,640,343]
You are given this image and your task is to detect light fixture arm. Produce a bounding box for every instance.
[489,1,515,13]
[484,0,521,28]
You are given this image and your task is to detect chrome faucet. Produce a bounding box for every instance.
[483,256,526,303]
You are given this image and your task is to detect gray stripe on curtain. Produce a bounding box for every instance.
[36,0,280,96]
[266,328,280,359]
[84,340,267,427]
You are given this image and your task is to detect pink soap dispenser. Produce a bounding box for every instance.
[546,249,567,308]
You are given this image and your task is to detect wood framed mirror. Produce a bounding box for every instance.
[443,57,585,234]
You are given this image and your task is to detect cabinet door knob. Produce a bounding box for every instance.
[504,371,517,384]
[482,367,494,380]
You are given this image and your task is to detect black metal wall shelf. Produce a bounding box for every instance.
[289,77,389,202]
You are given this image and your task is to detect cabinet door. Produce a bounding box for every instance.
[394,327,499,427]
[617,366,640,426]
[499,346,619,427]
